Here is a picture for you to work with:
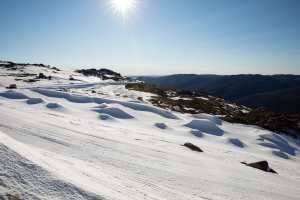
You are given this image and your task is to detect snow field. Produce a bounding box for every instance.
[0,65,300,200]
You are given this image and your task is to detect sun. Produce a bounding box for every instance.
[109,0,138,18]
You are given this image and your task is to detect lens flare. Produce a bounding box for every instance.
[109,0,138,19]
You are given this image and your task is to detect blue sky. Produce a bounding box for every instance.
[0,0,299,75]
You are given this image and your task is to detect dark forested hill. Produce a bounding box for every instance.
[136,74,300,113]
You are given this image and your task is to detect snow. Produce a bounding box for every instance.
[171,97,193,101]
[241,109,250,113]
[46,102,65,110]
[192,113,222,125]
[1,65,300,200]
[196,97,209,101]
[26,97,44,105]
[154,123,168,130]
[228,138,246,148]
[0,90,29,99]
[184,119,224,136]
[226,103,238,108]
[93,106,135,119]
[0,135,102,200]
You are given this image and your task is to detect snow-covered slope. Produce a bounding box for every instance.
[0,63,300,200]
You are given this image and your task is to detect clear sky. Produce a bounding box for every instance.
[0,0,299,75]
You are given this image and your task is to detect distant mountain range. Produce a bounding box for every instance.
[136,74,300,114]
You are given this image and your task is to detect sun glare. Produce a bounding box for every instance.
[109,0,138,19]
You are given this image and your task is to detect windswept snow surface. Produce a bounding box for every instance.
[0,66,300,200]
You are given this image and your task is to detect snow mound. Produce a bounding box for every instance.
[190,130,204,138]
[99,114,117,121]
[192,113,222,125]
[26,98,44,105]
[33,89,179,119]
[228,138,246,148]
[94,107,134,119]
[273,151,290,159]
[33,89,95,104]
[0,90,29,99]
[258,133,297,158]
[121,102,179,119]
[96,103,109,109]
[154,123,168,129]
[184,119,224,136]
[46,103,65,110]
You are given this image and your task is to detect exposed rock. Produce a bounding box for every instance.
[126,82,299,137]
[14,73,36,78]
[0,61,17,70]
[76,68,125,81]
[125,82,166,96]
[241,161,277,174]
[6,84,17,89]
[37,73,47,79]
[51,66,60,71]
[0,61,59,71]
[24,79,38,83]
[126,83,250,116]
[6,193,22,200]
[35,73,52,80]
[183,143,203,152]
[225,108,300,138]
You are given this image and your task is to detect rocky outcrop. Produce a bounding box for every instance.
[6,84,17,89]
[76,68,126,81]
[126,82,300,137]
[225,108,300,138]
[183,143,203,152]
[241,161,277,174]
[0,61,57,71]
[126,82,250,116]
